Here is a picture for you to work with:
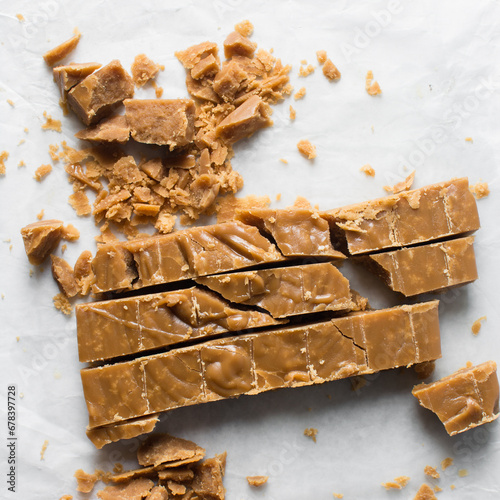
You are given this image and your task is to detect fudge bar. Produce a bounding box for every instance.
[322,178,480,255]
[82,301,440,429]
[357,236,478,296]
[412,360,499,435]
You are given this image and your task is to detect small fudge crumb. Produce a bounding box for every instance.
[276,193,281,201]
[471,316,487,335]
[365,70,382,96]
[0,150,9,175]
[61,224,80,241]
[299,64,315,77]
[7,99,14,107]
[43,29,81,66]
[294,87,306,100]
[41,111,62,132]
[333,494,344,499]
[297,139,316,160]
[61,244,67,253]
[53,293,72,315]
[34,164,53,181]
[458,469,468,477]
[279,158,288,164]
[289,105,296,120]
[413,483,437,500]
[16,13,25,21]
[360,164,375,177]
[37,209,44,220]
[316,50,327,65]
[246,476,268,487]
[235,20,254,37]
[131,54,164,87]
[74,469,99,493]
[382,476,410,490]
[49,144,60,161]
[59,496,73,500]
[69,191,91,216]
[40,439,49,460]
[216,194,270,223]
[323,59,341,81]
[384,170,415,194]
[465,137,473,142]
[470,181,489,200]
[18,160,26,168]
[304,427,318,443]
[441,457,453,470]
[151,81,164,98]
[424,465,440,479]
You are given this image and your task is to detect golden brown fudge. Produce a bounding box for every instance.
[20,219,64,265]
[51,255,78,297]
[97,478,154,500]
[223,31,257,59]
[138,434,205,467]
[76,287,281,363]
[124,99,195,149]
[82,301,440,429]
[412,361,499,435]
[131,54,163,87]
[43,31,81,66]
[53,62,101,101]
[197,262,356,318]
[323,178,480,255]
[91,221,286,293]
[175,42,219,70]
[358,236,478,296]
[75,115,130,143]
[213,60,249,101]
[413,483,437,500]
[215,95,272,143]
[67,60,134,125]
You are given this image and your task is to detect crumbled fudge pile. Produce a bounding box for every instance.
[53,21,291,240]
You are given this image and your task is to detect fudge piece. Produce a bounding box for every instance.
[247,476,268,487]
[91,221,286,293]
[197,262,356,318]
[237,207,345,258]
[51,255,78,297]
[413,484,437,500]
[53,62,101,101]
[67,60,134,126]
[97,478,154,500]
[175,41,219,70]
[124,99,195,149]
[86,414,159,449]
[190,453,226,500]
[191,54,219,80]
[75,115,130,143]
[20,219,64,265]
[82,301,440,429]
[215,95,272,143]
[131,54,163,87]
[223,31,257,59]
[358,236,478,296]
[412,361,499,435]
[323,178,480,255]
[213,60,249,101]
[43,30,81,66]
[76,287,281,363]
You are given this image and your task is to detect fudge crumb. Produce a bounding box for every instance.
[235,20,254,37]
[61,224,80,241]
[7,99,14,107]
[469,181,489,199]
[304,427,318,443]
[297,139,316,160]
[465,137,473,142]
[450,484,456,490]
[41,111,62,132]
[131,54,164,87]
[18,160,26,168]
[333,494,344,499]
[323,59,341,81]
[53,293,72,315]
[360,164,375,177]
[350,376,366,391]
[276,193,281,201]
[0,150,9,175]
[49,144,60,162]
[34,164,53,181]
[434,486,442,492]
[246,476,268,487]
[61,244,67,253]
[151,81,164,98]
[279,158,288,164]
[471,316,486,335]
[37,209,45,220]
[40,440,49,460]
[365,70,382,95]
[414,361,435,380]
[441,457,453,470]
[299,64,315,77]
[316,50,327,65]
[16,13,25,21]
[382,476,410,490]
[68,191,91,217]
[18,139,25,145]
[74,469,98,493]
[458,469,468,477]
[294,87,306,100]
[413,483,437,500]
[424,465,440,479]
[289,105,296,120]
[59,496,73,500]
[384,170,415,194]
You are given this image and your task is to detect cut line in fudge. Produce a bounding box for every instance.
[81,300,440,430]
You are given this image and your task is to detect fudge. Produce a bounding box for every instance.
[67,60,134,125]
[131,54,163,87]
[138,433,205,467]
[51,255,79,298]
[75,115,130,143]
[196,262,356,318]
[357,236,478,296]
[175,42,219,70]
[412,361,499,435]
[323,178,480,255]
[43,30,81,66]
[53,62,101,101]
[20,219,64,265]
[124,99,195,149]
[76,287,281,363]
[82,301,440,429]
[223,31,257,59]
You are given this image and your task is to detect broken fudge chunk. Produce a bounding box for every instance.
[43,30,81,66]
[51,255,79,297]
[75,115,130,143]
[223,31,257,59]
[20,219,64,265]
[53,62,102,101]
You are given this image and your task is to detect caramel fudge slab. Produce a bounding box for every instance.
[91,221,286,293]
[322,178,480,255]
[357,236,478,296]
[412,361,499,435]
[82,301,440,429]
[76,287,281,363]
[236,207,345,259]
[197,262,355,318]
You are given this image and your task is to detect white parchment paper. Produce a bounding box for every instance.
[1,0,499,498]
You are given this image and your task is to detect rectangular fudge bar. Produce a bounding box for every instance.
[91,221,287,293]
[82,300,440,429]
[412,361,499,435]
[196,262,357,318]
[77,287,281,363]
[322,178,480,255]
[357,236,478,296]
